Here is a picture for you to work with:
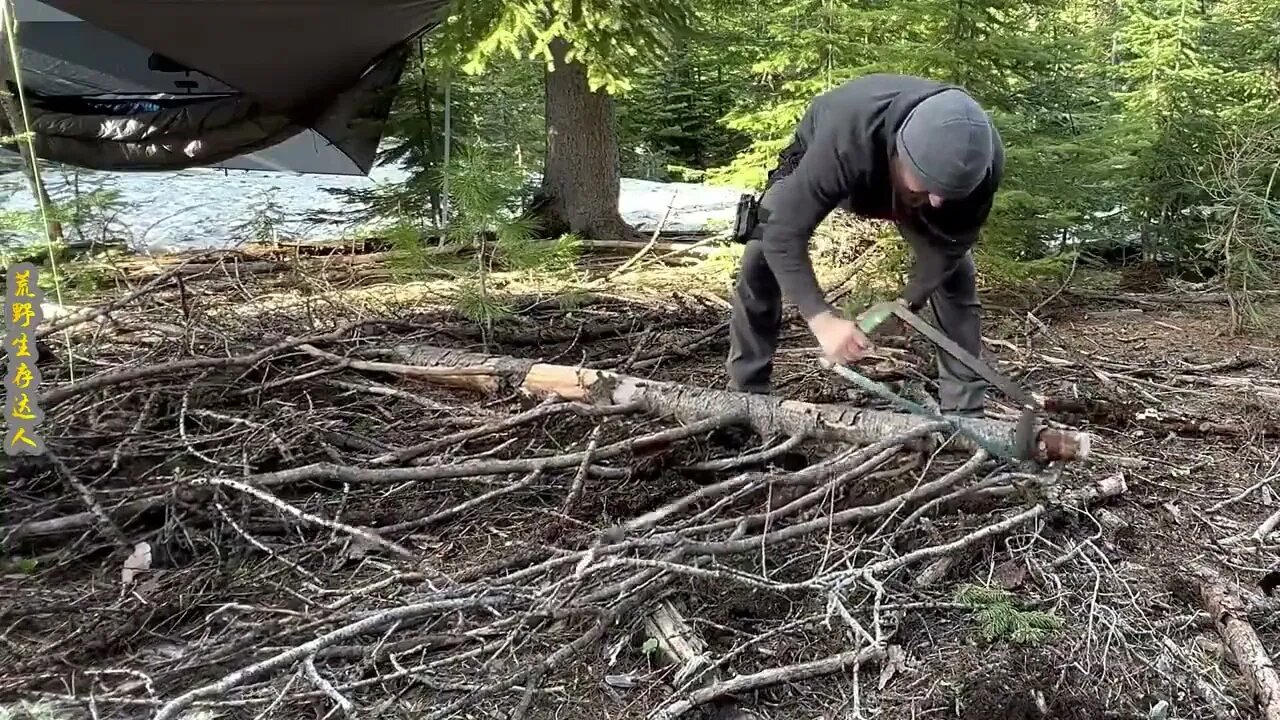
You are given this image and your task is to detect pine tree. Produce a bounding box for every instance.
[615,43,747,179]
[1100,0,1280,265]
[327,34,544,231]
[1179,0,1280,314]
[1107,0,1217,260]
[706,0,889,189]
[614,0,766,178]
[447,0,696,241]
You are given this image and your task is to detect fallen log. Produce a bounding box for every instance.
[1068,288,1280,306]
[1195,566,1280,720]
[385,344,1090,464]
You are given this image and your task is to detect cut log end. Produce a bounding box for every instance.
[1037,427,1090,464]
[524,363,599,402]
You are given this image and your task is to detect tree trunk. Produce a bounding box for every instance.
[537,37,635,242]
[414,40,441,224]
[442,70,451,226]
[384,343,1092,464]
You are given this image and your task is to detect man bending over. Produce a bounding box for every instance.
[727,73,1004,418]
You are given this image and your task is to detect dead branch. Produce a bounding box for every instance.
[375,469,545,537]
[3,494,166,544]
[302,655,353,716]
[603,191,677,281]
[371,397,640,465]
[2,414,727,544]
[243,414,728,488]
[20,253,1247,720]
[151,595,511,720]
[683,434,806,472]
[191,476,415,560]
[650,644,886,720]
[1195,565,1280,720]
[42,320,384,406]
[1253,508,1280,543]
[35,251,226,340]
[47,451,129,551]
[858,504,1047,581]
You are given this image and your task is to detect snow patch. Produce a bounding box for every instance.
[618,178,745,232]
[0,164,750,252]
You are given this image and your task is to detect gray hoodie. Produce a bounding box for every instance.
[760,74,1004,318]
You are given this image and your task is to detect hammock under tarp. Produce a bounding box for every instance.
[2,0,450,175]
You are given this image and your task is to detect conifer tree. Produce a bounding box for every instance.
[1106,0,1273,261]
[615,0,762,178]
[448,0,696,241]
[329,32,544,229]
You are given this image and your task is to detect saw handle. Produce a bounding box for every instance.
[855,301,898,334]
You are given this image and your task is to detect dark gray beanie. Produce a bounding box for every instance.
[894,89,994,199]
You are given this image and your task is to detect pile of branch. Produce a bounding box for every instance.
[2,256,1127,720]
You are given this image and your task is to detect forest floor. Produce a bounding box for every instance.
[3,240,1280,720]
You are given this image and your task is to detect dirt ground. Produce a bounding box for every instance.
[3,249,1279,720]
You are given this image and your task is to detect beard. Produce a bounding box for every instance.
[892,173,929,208]
[898,189,929,208]
[889,156,930,209]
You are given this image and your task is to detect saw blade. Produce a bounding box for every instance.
[858,301,1040,413]
[823,359,1029,461]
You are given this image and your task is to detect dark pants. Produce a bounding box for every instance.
[725,179,987,416]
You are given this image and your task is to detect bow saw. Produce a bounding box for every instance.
[823,301,1042,462]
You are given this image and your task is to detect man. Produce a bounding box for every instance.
[726,73,1004,418]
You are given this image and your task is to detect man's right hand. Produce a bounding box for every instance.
[808,310,873,364]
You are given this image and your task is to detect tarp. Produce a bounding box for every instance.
[1,0,451,175]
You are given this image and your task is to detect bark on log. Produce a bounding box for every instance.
[1196,566,1280,720]
[644,600,712,685]
[388,344,1090,464]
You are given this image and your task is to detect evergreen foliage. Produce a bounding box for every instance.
[342,0,1280,309]
[956,584,1065,645]
[388,140,580,325]
[443,0,696,94]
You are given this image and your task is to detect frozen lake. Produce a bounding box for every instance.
[0,162,748,252]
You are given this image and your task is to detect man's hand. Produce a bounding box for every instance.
[808,310,873,363]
